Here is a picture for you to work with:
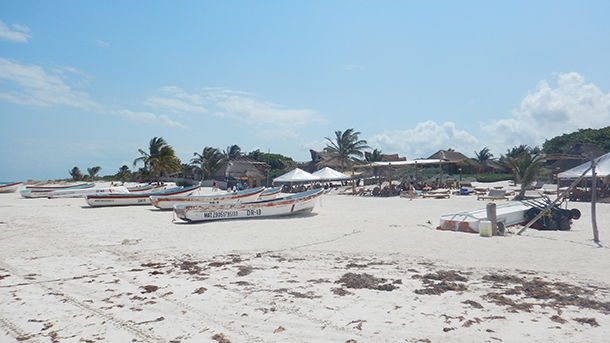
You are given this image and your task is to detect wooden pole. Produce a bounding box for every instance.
[591,158,600,243]
[487,203,498,236]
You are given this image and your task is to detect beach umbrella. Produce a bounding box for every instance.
[312,167,350,181]
[273,168,321,184]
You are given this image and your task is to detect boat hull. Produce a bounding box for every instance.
[0,182,22,193]
[258,187,282,200]
[438,201,533,233]
[86,186,199,207]
[48,186,130,199]
[174,189,323,222]
[26,182,94,190]
[150,187,265,210]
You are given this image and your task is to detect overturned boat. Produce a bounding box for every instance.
[150,186,265,210]
[0,182,22,193]
[438,198,580,233]
[86,185,199,207]
[173,188,324,222]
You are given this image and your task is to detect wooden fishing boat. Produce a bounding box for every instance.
[21,183,96,198]
[86,185,200,207]
[258,186,282,199]
[126,184,166,192]
[150,186,265,210]
[48,186,130,199]
[25,182,94,190]
[0,182,22,193]
[173,188,324,222]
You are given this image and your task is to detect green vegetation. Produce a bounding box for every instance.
[474,173,513,183]
[248,150,296,180]
[191,147,224,181]
[87,166,101,180]
[504,145,544,200]
[324,128,370,171]
[542,126,610,154]
[69,166,83,181]
[133,137,181,181]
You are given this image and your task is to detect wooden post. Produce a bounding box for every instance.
[487,203,498,236]
[591,158,600,243]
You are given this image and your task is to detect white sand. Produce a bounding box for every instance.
[0,190,609,342]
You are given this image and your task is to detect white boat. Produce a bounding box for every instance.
[258,186,282,199]
[150,186,265,210]
[438,200,534,233]
[25,182,94,190]
[126,184,166,192]
[86,185,200,207]
[0,182,22,193]
[47,186,130,199]
[174,188,324,222]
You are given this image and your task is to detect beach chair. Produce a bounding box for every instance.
[477,189,509,201]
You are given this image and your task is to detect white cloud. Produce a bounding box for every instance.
[483,72,610,149]
[0,58,99,109]
[369,121,479,158]
[96,39,110,48]
[145,86,205,113]
[202,89,326,137]
[115,109,186,129]
[0,20,30,43]
[146,86,325,137]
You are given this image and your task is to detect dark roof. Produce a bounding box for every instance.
[216,157,269,179]
[427,150,473,164]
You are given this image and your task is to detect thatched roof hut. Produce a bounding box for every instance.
[215,157,270,187]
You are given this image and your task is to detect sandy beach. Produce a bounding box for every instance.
[1,190,609,342]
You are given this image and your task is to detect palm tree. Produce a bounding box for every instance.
[191,147,225,181]
[474,147,494,173]
[87,166,101,180]
[365,148,383,185]
[365,148,383,163]
[69,166,83,181]
[223,145,242,160]
[474,147,493,163]
[133,137,181,181]
[505,146,544,200]
[115,165,131,182]
[324,128,370,171]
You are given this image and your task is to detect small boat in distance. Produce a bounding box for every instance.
[25,182,94,190]
[0,182,22,193]
[21,182,96,198]
[150,186,265,210]
[86,185,200,207]
[173,188,324,222]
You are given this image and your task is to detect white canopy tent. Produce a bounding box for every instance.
[273,168,321,184]
[558,152,610,179]
[312,167,350,181]
[353,159,447,168]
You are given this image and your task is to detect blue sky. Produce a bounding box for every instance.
[1,1,610,180]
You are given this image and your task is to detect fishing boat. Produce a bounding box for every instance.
[258,186,282,199]
[173,188,324,222]
[150,186,265,210]
[85,185,200,207]
[126,184,165,192]
[25,182,94,190]
[21,182,96,198]
[47,186,130,199]
[0,182,22,193]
